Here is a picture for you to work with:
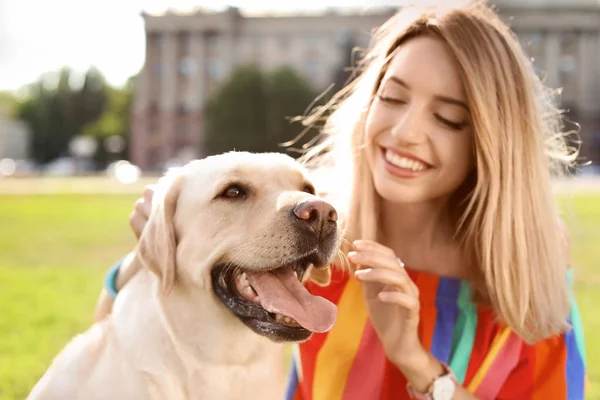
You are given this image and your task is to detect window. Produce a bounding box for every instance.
[149,121,159,135]
[179,56,197,77]
[178,31,190,48]
[206,33,219,56]
[148,33,162,50]
[207,58,223,80]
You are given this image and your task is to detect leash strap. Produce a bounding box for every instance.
[104,256,125,299]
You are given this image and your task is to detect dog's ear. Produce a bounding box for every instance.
[137,174,184,295]
[305,264,331,287]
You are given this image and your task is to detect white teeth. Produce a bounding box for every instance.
[385,149,427,171]
[234,271,259,303]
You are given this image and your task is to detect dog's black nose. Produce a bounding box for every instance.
[292,199,337,237]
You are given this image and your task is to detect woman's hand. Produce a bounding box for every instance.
[129,185,155,239]
[348,239,444,392]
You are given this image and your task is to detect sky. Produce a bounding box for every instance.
[0,0,399,92]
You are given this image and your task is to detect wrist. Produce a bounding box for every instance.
[395,348,445,394]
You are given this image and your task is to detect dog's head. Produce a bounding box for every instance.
[137,151,341,343]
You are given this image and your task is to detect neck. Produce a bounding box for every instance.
[379,196,465,277]
[110,268,286,395]
[381,196,452,247]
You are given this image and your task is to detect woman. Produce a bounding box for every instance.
[117,1,587,399]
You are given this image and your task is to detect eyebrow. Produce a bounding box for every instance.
[386,76,470,111]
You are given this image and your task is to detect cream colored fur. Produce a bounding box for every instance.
[27,152,338,400]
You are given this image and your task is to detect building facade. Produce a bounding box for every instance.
[130,2,600,170]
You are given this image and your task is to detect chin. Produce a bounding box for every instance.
[372,174,431,204]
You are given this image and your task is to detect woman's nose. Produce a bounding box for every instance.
[390,104,427,144]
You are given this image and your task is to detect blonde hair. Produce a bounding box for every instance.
[292,1,579,344]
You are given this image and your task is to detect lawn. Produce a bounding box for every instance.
[0,191,598,399]
[0,194,138,400]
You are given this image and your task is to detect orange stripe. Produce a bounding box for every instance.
[532,335,567,400]
[312,278,368,400]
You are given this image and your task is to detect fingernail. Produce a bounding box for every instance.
[348,251,358,258]
[354,268,371,276]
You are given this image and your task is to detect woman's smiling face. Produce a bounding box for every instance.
[366,35,475,205]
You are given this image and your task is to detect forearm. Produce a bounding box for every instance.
[114,252,140,291]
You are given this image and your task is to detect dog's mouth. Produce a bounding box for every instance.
[211,255,337,342]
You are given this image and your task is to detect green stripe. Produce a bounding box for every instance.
[567,269,586,368]
[449,281,478,384]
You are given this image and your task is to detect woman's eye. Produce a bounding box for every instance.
[435,114,466,130]
[377,95,406,105]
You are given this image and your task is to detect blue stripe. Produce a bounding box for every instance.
[284,353,299,400]
[565,269,586,399]
[431,277,462,363]
[565,315,585,400]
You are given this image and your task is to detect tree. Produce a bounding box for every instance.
[14,67,108,164]
[0,91,16,116]
[82,76,135,167]
[267,66,320,147]
[203,65,319,157]
[204,65,270,155]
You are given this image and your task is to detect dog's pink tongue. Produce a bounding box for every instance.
[246,267,337,333]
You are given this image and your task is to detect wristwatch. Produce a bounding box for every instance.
[406,362,458,400]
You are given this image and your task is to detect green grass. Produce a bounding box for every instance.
[0,192,598,399]
[0,194,138,400]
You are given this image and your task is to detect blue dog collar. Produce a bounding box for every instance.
[104,257,125,299]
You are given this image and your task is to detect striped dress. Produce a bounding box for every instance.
[285,267,587,400]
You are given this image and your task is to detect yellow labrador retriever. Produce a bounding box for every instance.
[27,151,341,400]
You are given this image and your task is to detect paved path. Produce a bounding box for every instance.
[0,175,599,195]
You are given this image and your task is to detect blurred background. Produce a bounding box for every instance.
[0,0,599,399]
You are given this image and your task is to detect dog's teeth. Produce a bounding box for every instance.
[241,272,247,281]
[293,270,298,278]
[284,317,292,323]
[245,286,254,296]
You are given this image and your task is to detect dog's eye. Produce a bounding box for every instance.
[303,184,315,195]
[220,184,248,200]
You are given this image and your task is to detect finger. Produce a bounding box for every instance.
[143,185,155,205]
[378,291,419,312]
[355,268,414,295]
[352,240,396,257]
[348,250,405,273]
[135,197,152,220]
[129,212,147,239]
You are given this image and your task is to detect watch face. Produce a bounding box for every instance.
[432,375,457,400]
